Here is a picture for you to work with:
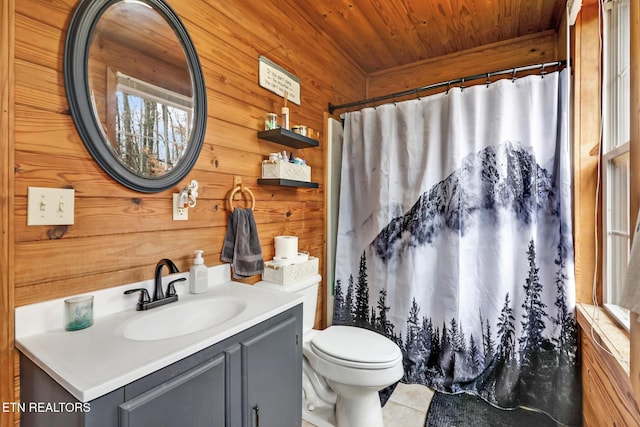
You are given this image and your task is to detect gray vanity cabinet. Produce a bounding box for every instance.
[242,316,302,427]
[20,304,302,427]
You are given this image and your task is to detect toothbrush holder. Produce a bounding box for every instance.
[64,295,94,331]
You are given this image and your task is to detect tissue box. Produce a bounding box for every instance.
[262,257,319,284]
[262,161,311,182]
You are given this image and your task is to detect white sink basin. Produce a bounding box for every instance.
[123,297,247,341]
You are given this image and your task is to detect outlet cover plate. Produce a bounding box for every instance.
[172,193,188,221]
[27,187,75,226]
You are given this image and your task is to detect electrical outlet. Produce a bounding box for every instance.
[27,187,75,226]
[172,193,188,221]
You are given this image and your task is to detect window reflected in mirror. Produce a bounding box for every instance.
[106,72,193,176]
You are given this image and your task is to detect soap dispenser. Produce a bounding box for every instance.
[189,250,208,294]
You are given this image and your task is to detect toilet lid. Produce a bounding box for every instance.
[310,326,402,369]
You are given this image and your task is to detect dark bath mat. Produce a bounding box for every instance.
[425,391,559,427]
[379,381,398,407]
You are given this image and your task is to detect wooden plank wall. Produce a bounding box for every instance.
[629,0,640,407]
[578,305,640,426]
[580,328,640,426]
[4,1,366,425]
[365,30,559,100]
[12,0,365,305]
[1,0,15,425]
[574,1,640,425]
[2,2,569,426]
[572,2,601,306]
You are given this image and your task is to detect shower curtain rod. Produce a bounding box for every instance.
[327,60,567,114]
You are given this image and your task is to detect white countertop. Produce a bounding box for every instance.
[15,264,302,402]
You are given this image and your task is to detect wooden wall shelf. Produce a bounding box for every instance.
[257,179,319,188]
[258,128,319,149]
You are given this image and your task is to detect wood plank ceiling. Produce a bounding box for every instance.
[292,0,567,74]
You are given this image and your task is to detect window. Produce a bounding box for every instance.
[108,72,194,176]
[602,0,631,330]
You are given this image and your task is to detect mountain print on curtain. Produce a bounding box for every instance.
[333,69,580,426]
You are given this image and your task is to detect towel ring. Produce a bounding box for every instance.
[228,184,256,210]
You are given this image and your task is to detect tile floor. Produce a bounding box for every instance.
[301,383,434,427]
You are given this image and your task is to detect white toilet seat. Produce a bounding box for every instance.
[310,344,402,370]
[309,326,402,369]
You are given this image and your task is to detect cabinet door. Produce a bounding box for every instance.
[242,316,301,427]
[119,354,226,427]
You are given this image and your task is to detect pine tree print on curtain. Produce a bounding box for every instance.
[333,70,580,425]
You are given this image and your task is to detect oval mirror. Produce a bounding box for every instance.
[64,0,207,193]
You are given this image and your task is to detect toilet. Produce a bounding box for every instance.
[255,274,403,427]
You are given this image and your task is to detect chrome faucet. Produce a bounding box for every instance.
[124,258,186,311]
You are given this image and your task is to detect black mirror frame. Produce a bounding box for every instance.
[64,0,207,193]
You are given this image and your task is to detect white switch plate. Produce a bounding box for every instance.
[27,187,75,226]
[172,193,188,221]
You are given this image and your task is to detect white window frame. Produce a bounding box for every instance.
[602,0,631,331]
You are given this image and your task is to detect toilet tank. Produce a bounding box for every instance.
[255,274,321,332]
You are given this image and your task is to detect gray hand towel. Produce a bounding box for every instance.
[221,208,264,278]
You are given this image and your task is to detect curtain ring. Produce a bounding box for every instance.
[414,88,421,100]
[512,68,517,83]
[485,73,491,87]
[446,81,451,94]
[460,78,465,92]
[541,63,546,78]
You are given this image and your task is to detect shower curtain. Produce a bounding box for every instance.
[333,69,580,425]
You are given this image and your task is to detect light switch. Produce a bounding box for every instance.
[28,187,75,226]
